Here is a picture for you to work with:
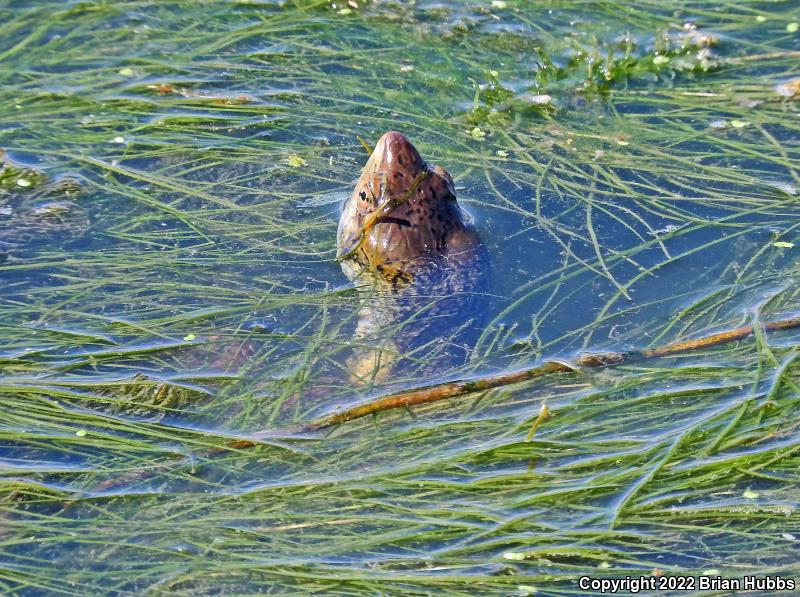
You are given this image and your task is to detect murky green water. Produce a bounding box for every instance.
[1,1,799,594]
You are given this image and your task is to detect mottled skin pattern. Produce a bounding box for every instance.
[337,131,489,382]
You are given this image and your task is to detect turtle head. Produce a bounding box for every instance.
[337,131,461,272]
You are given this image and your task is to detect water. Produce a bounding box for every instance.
[1,1,799,594]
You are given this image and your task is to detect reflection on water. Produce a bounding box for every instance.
[1,0,800,593]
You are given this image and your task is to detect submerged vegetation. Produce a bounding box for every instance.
[1,0,799,593]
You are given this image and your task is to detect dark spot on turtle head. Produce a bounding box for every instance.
[391,270,406,290]
[359,191,367,201]
[397,154,405,166]
[394,171,403,178]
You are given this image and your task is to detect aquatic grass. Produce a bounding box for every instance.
[1,0,800,594]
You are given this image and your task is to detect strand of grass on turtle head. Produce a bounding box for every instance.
[337,170,430,262]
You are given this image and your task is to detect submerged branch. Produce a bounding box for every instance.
[307,315,800,430]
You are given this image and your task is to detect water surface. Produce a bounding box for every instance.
[1,1,799,594]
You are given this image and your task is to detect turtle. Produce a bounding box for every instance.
[337,131,490,383]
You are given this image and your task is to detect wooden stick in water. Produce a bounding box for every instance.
[306,315,800,430]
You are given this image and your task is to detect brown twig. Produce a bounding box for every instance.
[306,315,800,430]
[89,315,800,493]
